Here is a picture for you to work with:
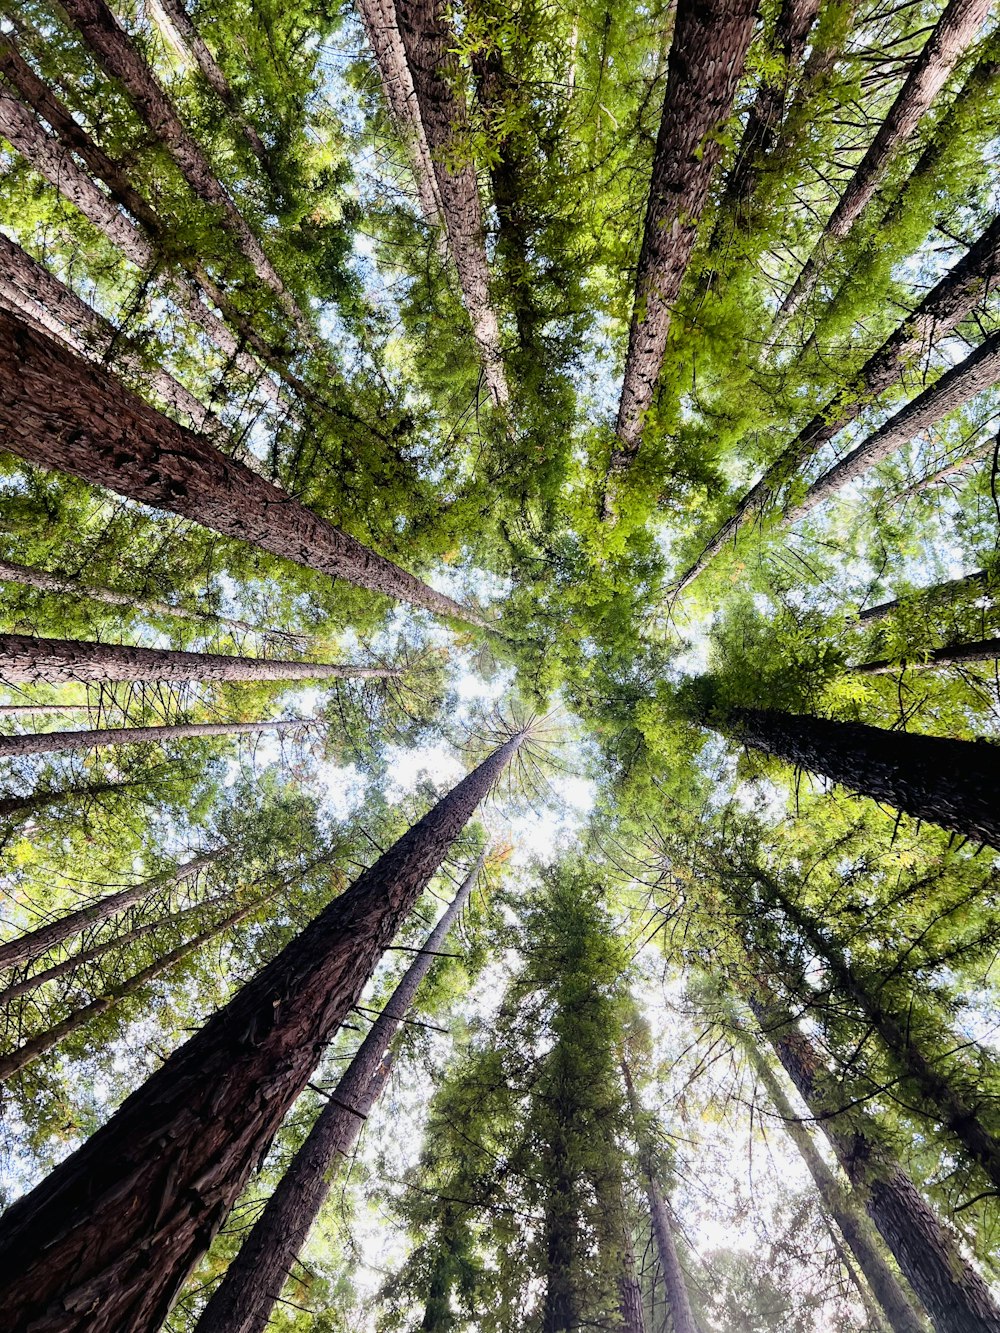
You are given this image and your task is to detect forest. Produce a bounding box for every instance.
[0,0,998,1328]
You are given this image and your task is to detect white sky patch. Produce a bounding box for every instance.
[317,761,370,821]
[383,741,467,803]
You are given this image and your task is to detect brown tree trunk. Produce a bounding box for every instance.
[394,0,509,405]
[0,732,523,1332]
[743,1031,929,1333]
[0,852,216,973]
[0,632,394,685]
[854,637,1000,674]
[774,0,992,327]
[0,717,310,760]
[647,1176,698,1333]
[859,570,991,623]
[749,992,1000,1333]
[59,0,309,334]
[0,776,141,824]
[193,849,486,1333]
[788,331,1000,522]
[725,705,1000,847]
[0,309,486,626]
[672,208,1000,594]
[604,0,759,500]
[617,1209,647,1333]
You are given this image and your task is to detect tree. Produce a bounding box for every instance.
[0,716,311,759]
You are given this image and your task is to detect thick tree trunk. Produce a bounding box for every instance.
[0,852,216,973]
[774,0,992,328]
[749,993,1000,1333]
[725,705,1000,847]
[0,633,393,685]
[58,0,309,334]
[672,208,1000,593]
[0,732,523,1332]
[617,1212,647,1333]
[743,1033,929,1333]
[0,310,486,626]
[604,0,759,495]
[193,849,486,1333]
[394,0,509,405]
[859,570,991,623]
[788,330,1000,521]
[0,717,309,760]
[855,637,1000,674]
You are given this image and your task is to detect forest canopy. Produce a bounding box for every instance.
[0,0,999,1329]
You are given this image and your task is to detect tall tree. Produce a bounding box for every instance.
[0,716,311,759]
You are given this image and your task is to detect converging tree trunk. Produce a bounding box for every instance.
[854,637,1000,675]
[0,776,142,825]
[0,309,487,626]
[617,1211,647,1333]
[0,717,311,760]
[859,570,992,623]
[193,848,486,1333]
[0,731,523,1332]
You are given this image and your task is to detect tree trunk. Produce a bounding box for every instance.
[393,0,509,405]
[193,849,486,1333]
[774,0,992,328]
[58,0,309,334]
[859,570,991,623]
[0,852,216,973]
[0,705,92,715]
[748,992,1000,1333]
[742,1030,929,1333]
[0,776,140,824]
[855,637,1000,674]
[604,0,759,495]
[0,732,523,1332]
[671,208,1000,594]
[0,717,310,760]
[0,309,487,626]
[617,1210,647,1333]
[0,632,394,685]
[646,1175,698,1333]
[893,443,995,500]
[788,330,1000,521]
[725,705,1000,847]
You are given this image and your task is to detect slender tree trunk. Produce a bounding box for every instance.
[748,991,1000,1333]
[617,1214,647,1333]
[0,717,311,760]
[59,0,309,334]
[0,705,92,715]
[724,705,1000,847]
[0,309,486,626]
[603,0,759,500]
[893,442,995,500]
[0,852,216,973]
[0,776,140,824]
[859,570,991,623]
[671,209,1000,594]
[788,330,1000,521]
[394,0,509,405]
[855,637,1000,674]
[0,732,523,1332]
[646,1176,698,1333]
[773,0,992,328]
[742,1030,929,1333]
[193,849,486,1333]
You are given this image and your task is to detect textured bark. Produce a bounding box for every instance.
[617,1219,647,1333]
[0,733,522,1332]
[855,636,1000,675]
[788,330,1000,521]
[727,706,1000,847]
[59,0,308,333]
[774,0,993,327]
[672,208,1000,593]
[0,717,310,760]
[647,1176,698,1333]
[0,310,486,626]
[750,994,1000,1333]
[605,0,759,489]
[394,0,509,405]
[0,852,215,974]
[744,1035,929,1333]
[193,850,486,1333]
[859,570,991,623]
[0,632,394,686]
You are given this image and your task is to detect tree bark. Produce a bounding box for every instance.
[0,705,92,715]
[193,849,486,1333]
[394,0,509,405]
[0,309,487,626]
[858,570,991,623]
[748,992,1000,1333]
[788,330,1000,522]
[0,717,310,760]
[617,1214,647,1333]
[58,0,309,334]
[0,732,523,1332]
[0,776,141,824]
[854,637,1000,674]
[725,705,1000,847]
[647,1176,698,1333]
[672,208,1000,593]
[0,852,216,973]
[774,0,993,328]
[743,1031,929,1333]
[604,0,760,495]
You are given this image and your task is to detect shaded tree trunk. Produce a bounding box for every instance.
[774,0,993,328]
[617,1216,647,1333]
[0,732,523,1332]
[647,1176,698,1333]
[193,849,486,1333]
[855,637,1000,674]
[0,309,486,626]
[859,570,991,623]
[725,705,1000,847]
[0,717,310,760]
[603,0,759,502]
[0,852,216,973]
[0,776,142,824]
